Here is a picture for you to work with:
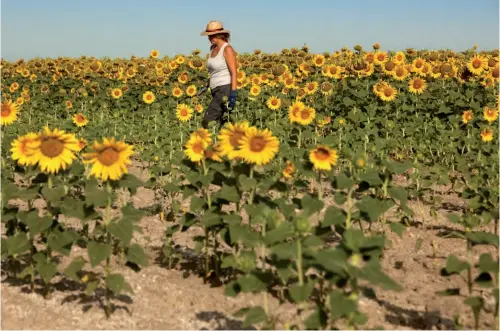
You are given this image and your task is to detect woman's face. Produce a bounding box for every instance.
[208,35,217,45]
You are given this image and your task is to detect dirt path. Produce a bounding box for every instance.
[2,163,498,330]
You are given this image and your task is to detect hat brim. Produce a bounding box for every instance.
[200,29,230,36]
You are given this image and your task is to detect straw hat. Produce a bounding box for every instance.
[200,20,231,36]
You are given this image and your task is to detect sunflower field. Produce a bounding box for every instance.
[1,44,499,329]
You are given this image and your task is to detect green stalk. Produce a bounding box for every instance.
[249,166,255,205]
[104,181,113,317]
[346,187,353,229]
[296,238,304,286]
[317,171,323,201]
[298,126,302,148]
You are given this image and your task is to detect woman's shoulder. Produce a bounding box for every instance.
[223,44,236,55]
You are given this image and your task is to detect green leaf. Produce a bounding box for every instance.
[360,262,403,291]
[388,187,408,204]
[466,231,499,247]
[119,174,143,194]
[304,307,327,330]
[357,197,395,223]
[360,169,383,186]
[464,296,484,319]
[389,223,406,238]
[289,281,315,303]
[7,232,31,255]
[127,244,148,268]
[108,219,133,246]
[24,212,52,236]
[85,280,99,295]
[322,206,346,227]
[270,242,297,260]
[229,224,260,247]
[189,196,206,211]
[217,184,240,203]
[60,198,92,221]
[477,253,499,275]
[301,194,324,216]
[445,255,470,274]
[335,173,355,190]
[224,280,241,297]
[313,249,348,275]
[63,256,86,282]
[263,222,295,245]
[201,211,223,228]
[238,273,268,293]
[242,306,266,328]
[47,230,78,256]
[41,185,66,205]
[343,229,365,252]
[386,161,412,174]
[121,204,145,223]
[84,182,110,207]
[329,290,357,320]
[105,273,125,294]
[238,174,257,191]
[36,260,58,283]
[87,241,111,267]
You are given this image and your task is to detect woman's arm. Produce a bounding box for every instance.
[224,45,238,90]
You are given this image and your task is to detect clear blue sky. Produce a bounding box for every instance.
[1,0,499,61]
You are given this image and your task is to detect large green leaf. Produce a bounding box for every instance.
[108,219,133,246]
[7,232,31,255]
[289,281,315,303]
[105,273,125,294]
[87,241,111,267]
[127,244,148,268]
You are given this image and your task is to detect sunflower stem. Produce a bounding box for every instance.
[317,171,323,201]
[298,126,302,148]
[249,166,255,205]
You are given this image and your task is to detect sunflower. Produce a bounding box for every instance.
[16,97,24,106]
[480,128,494,142]
[374,51,388,65]
[251,75,262,85]
[175,55,185,65]
[312,54,325,67]
[237,70,246,83]
[83,137,134,181]
[282,160,296,179]
[296,106,316,126]
[249,85,261,97]
[65,100,73,110]
[176,104,193,122]
[73,114,88,127]
[462,110,473,124]
[111,88,123,99]
[238,127,279,166]
[195,104,204,113]
[77,138,87,152]
[143,91,155,104]
[217,121,250,159]
[186,85,197,97]
[304,81,319,95]
[10,132,39,166]
[377,83,398,102]
[393,51,406,64]
[408,77,427,94]
[411,58,426,73]
[392,65,410,81]
[178,72,189,84]
[483,107,499,123]
[172,86,184,98]
[265,96,281,111]
[183,135,207,163]
[309,145,338,171]
[204,142,223,163]
[467,55,487,75]
[26,127,80,174]
[1,100,20,126]
[320,82,334,96]
[150,49,160,59]
[288,100,305,123]
[191,128,213,145]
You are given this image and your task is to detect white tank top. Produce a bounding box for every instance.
[207,43,231,89]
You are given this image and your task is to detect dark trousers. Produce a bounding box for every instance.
[202,84,231,129]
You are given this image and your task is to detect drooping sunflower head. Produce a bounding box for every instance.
[83,137,134,181]
[309,145,338,171]
[176,104,194,122]
[217,121,250,160]
[320,82,334,96]
[238,126,280,166]
[1,100,20,126]
[73,113,89,127]
[282,160,296,179]
[26,127,80,174]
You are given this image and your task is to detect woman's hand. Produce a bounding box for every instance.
[228,90,237,110]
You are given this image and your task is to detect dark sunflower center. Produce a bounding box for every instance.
[146,94,153,100]
[385,61,395,71]
[300,109,311,119]
[384,88,393,97]
[492,67,499,79]
[472,59,482,69]
[413,79,423,89]
[1,104,12,117]
[98,147,120,166]
[314,148,330,161]
[76,115,85,122]
[249,136,267,152]
[180,108,188,116]
[192,142,204,155]
[377,54,385,61]
[40,138,64,158]
[272,99,278,105]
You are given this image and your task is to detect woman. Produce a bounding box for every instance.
[198,20,238,129]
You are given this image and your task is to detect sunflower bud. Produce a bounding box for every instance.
[348,253,362,267]
[354,44,363,52]
[236,254,256,273]
[373,42,381,50]
[295,217,312,235]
